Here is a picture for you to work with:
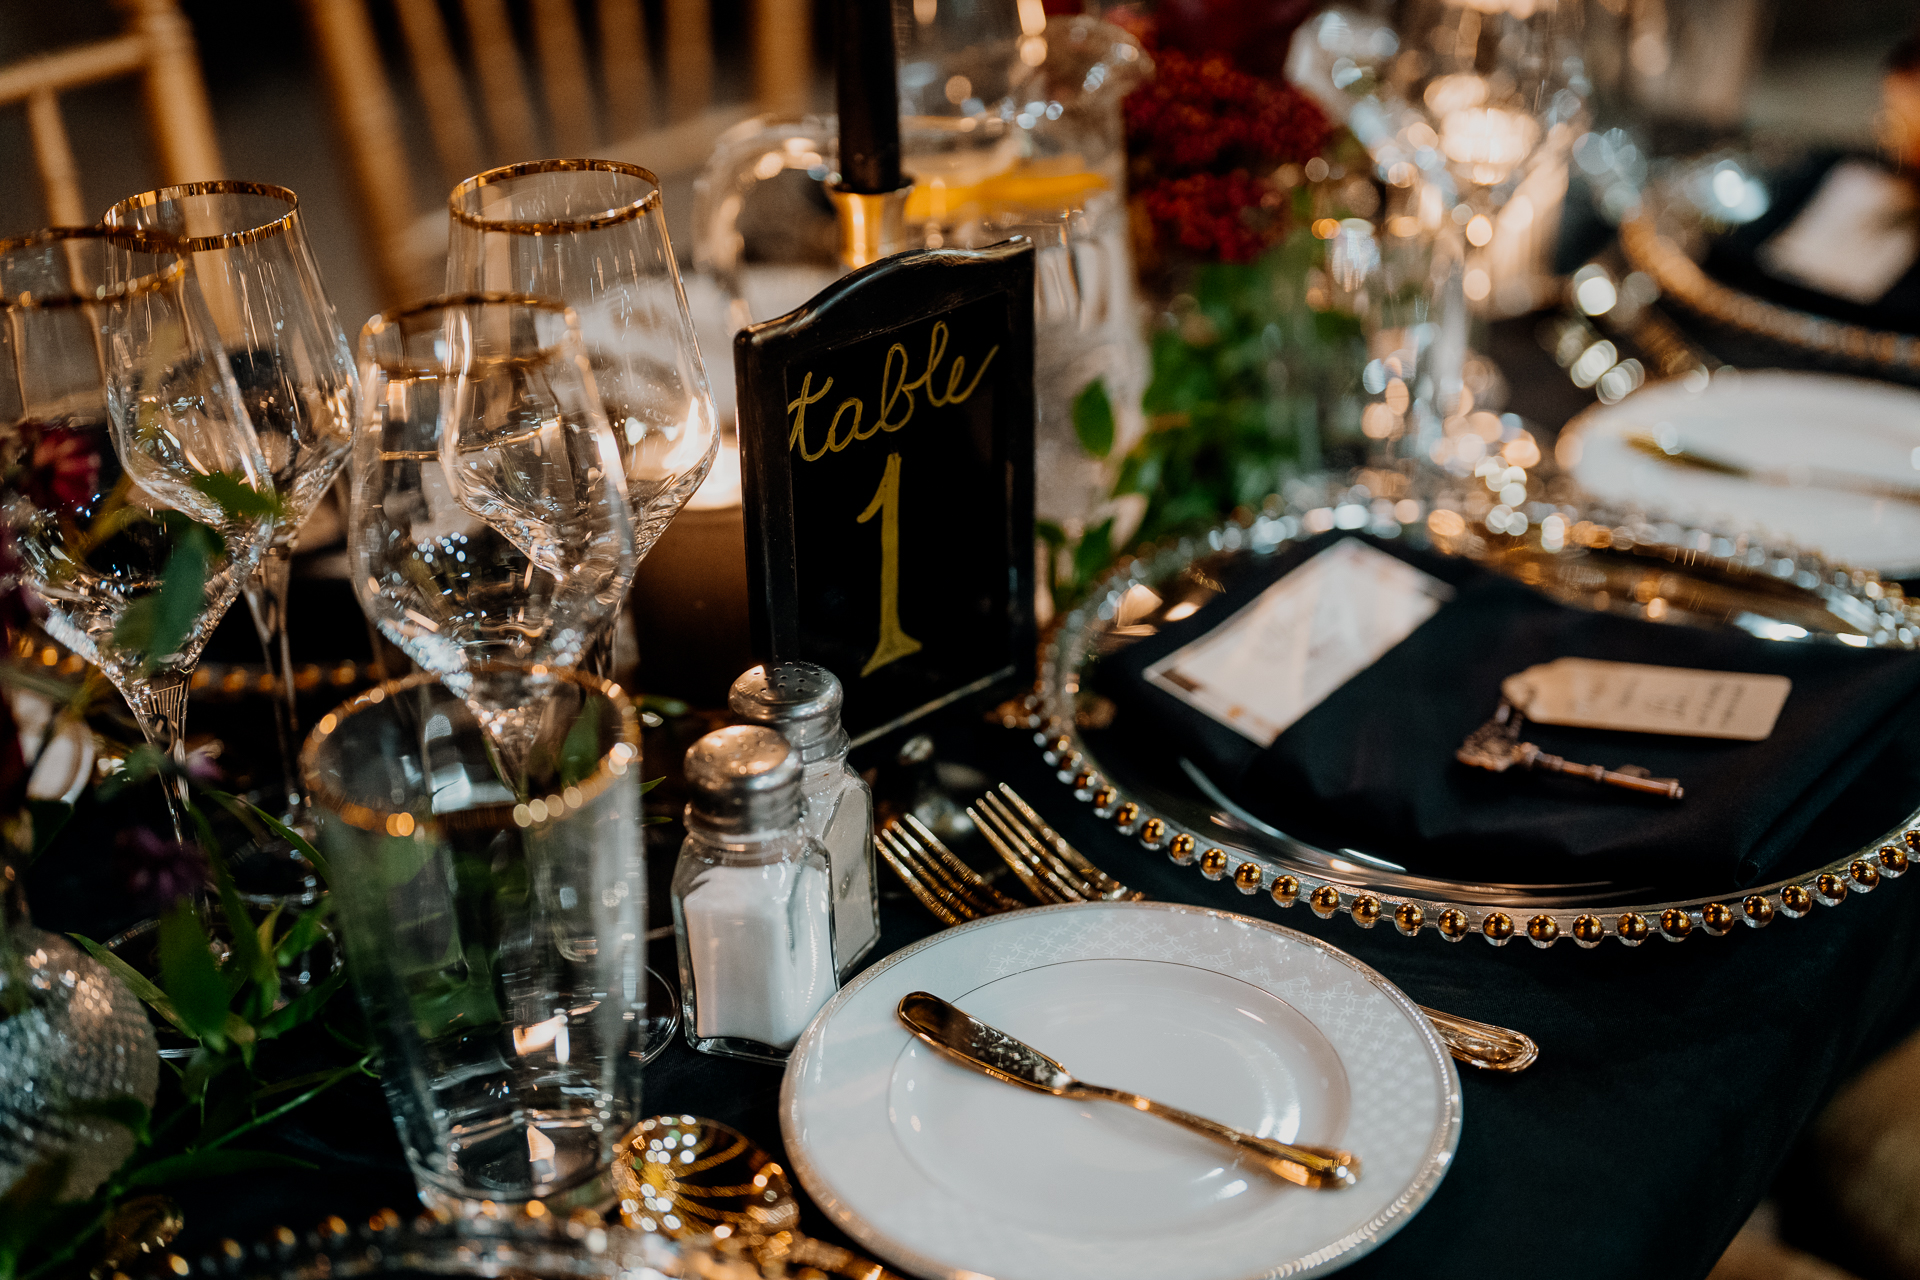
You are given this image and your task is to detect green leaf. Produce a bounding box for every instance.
[558,696,603,788]
[1071,378,1115,458]
[70,933,192,1037]
[1034,520,1067,551]
[179,1044,237,1103]
[157,904,232,1047]
[123,1149,314,1189]
[639,776,664,796]
[64,1095,151,1146]
[206,791,330,885]
[255,966,347,1040]
[253,904,283,982]
[273,897,334,969]
[188,470,285,522]
[639,693,687,718]
[113,522,220,674]
[212,862,266,1011]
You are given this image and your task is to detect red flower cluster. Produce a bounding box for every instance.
[1141,171,1284,264]
[1117,8,1332,263]
[1125,46,1331,175]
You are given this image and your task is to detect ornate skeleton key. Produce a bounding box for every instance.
[1456,700,1684,800]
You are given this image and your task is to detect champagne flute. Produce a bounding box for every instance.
[349,293,637,783]
[102,182,356,835]
[0,227,275,841]
[445,162,718,619]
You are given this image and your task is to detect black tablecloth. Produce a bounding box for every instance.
[27,312,1920,1275]
[38,707,1920,1279]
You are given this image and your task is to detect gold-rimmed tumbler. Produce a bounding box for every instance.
[0,227,274,840]
[445,161,719,571]
[103,181,357,833]
[301,665,645,1206]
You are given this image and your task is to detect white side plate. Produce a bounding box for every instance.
[1562,371,1920,575]
[781,901,1461,1280]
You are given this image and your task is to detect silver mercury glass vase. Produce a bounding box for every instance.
[0,870,159,1201]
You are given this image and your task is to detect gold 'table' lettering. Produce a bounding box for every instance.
[789,321,998,462]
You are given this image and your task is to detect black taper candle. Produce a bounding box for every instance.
[834,0,903,195]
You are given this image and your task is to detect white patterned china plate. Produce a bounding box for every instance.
[780,901,1462,1280]
[1562,371,1920,575]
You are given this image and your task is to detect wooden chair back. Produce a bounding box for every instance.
[304,0,816,305]
[0,0,225,228]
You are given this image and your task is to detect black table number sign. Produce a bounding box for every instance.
[735,239,1036,745]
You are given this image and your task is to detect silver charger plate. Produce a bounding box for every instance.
[1033,482,1920,951]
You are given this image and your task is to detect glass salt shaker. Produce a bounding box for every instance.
[729,662,879,979]
[671,725,837,1063]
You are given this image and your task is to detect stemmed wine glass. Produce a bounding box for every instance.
[102,182,356,834]
[444,161,718,666]
[349,293,638,783]
[0,227,275,840]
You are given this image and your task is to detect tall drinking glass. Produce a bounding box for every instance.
[103,182,357,832]
[301,666,645,1206]
[350,294,637,780]
[445,162,719,574]
[0,227,274,840]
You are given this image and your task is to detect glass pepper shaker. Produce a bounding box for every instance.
[729,662,879,978]
[672,725,837,1062]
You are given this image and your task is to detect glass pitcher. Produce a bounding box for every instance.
[691,13,1152,544]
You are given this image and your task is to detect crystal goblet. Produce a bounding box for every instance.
[445,160,719,680]
[349,293,637,780]
[103,181,357,833]
[0,227,274,840]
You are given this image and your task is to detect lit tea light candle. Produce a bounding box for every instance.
[688,434,743,510]
[1441,107,1539,186]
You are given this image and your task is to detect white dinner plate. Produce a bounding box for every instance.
[1560,371,1920,575]
[780,901,1461,1280]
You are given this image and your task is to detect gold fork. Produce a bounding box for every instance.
[967,785,1144,903]
[878,791,1539,1073]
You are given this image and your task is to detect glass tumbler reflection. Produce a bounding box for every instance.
[301,666,645,1205]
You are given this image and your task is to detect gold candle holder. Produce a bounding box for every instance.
[826,181,915,270]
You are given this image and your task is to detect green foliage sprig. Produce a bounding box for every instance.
[1,792,364,1280]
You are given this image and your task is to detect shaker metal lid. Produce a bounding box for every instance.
[728,663,844,746]
[684,724,802,830]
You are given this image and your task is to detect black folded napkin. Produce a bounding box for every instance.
[1100,535,1920,889]
[1705,151,1920,338]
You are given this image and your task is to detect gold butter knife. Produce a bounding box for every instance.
[897,991,1362,1190]
[1624,431,1920,506]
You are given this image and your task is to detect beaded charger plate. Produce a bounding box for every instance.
[1618,155,1920,380]
[1033,495,1920,951]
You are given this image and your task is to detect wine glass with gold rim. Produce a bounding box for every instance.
[349,292,638,783]
[103,181,357,839]
[446,160,719,673]
[0,226,275,841]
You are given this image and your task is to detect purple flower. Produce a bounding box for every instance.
[182,745,224,786]
[116,828,208,910]
[20,421,101,515]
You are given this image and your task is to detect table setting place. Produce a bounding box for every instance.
[5,1,1920,1279]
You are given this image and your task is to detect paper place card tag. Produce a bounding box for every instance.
[1501,659,1790,741]
[1145,538,1452,747]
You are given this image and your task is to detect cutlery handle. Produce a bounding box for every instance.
[1419,1005,1539,1072]
[1070,1084,1361,1190]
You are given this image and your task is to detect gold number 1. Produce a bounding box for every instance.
[856,451,923,677]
